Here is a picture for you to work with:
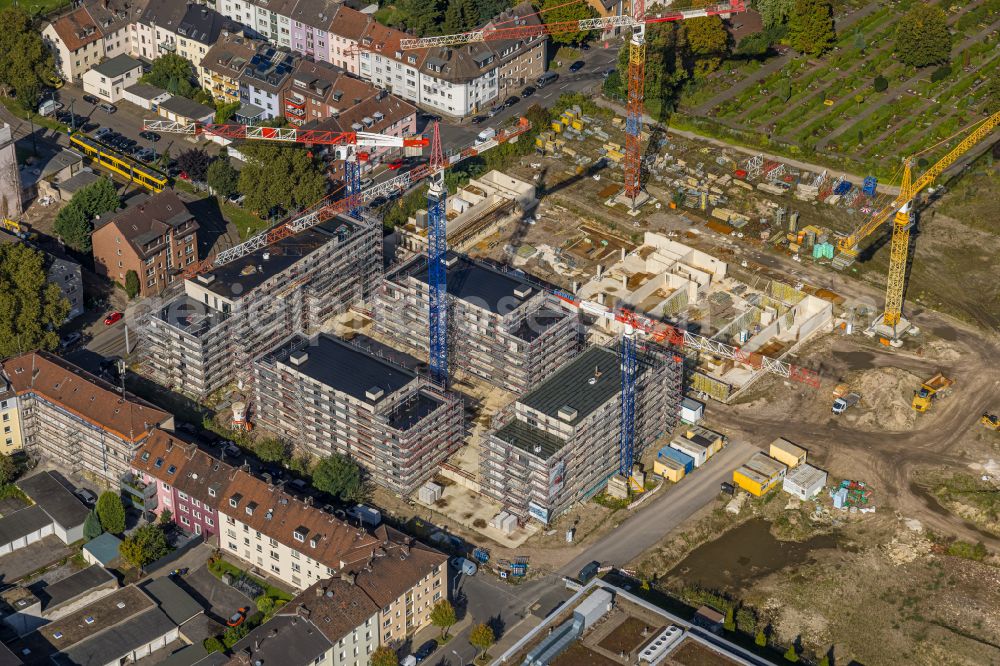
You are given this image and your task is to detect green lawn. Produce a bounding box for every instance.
[0,0,71,17]
[221,201,271,240]
[207,558,294,602]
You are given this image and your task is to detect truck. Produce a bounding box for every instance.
[832,392,860,415]
[911,373,954,413]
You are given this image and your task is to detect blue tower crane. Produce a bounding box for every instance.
[427,122,448,386]
[618,324,638,476]
[344,155,363,220]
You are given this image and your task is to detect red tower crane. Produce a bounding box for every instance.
[399,0,747,209]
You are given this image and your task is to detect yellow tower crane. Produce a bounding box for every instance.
[837,110,1000,333]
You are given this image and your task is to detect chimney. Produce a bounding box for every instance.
[341,571,356,585]
[316,586,326,597]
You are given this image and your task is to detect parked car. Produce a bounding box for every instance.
[476,127,497,143]
[97,102,117,114]
[226,192,245,205]
[451,557,477,576]
[359,178,373,189]
[536,71,559,87]
[387,159,405,170]
[139,130,161,142]
[75,488,97,505]
[503,95,520,107]
[223,442,241,458]
[226,608,249,627]
[471,114,488,124]
[104,312,124,326]
[94,127,114,139]
[487,105,503,118]
[59,331,82,349]
[83,94,100,105]
[520,85,536,98]
[569,60,585,72]
[414,640,438,662]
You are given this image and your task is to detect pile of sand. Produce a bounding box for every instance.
[848,367,921,431]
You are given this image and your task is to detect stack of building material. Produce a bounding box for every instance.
[418,482,443,504]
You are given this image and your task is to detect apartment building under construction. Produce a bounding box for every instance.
[0,352,173,487]
[480,344,683,523]
[139,216,381,398]
[374,253,578,394]
[253,334,463,494]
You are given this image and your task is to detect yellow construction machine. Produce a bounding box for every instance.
[982,413,1000,431]
[911,372,954,413]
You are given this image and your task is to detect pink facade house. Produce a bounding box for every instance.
[328,5,371,75]
[129,430,235,540]
[289,0,339,63]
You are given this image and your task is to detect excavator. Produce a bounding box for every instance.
[982,413,1000,431]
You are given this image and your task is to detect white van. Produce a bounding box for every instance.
[476,127,497,143]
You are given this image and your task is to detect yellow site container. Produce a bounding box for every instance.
[654,457,686,482]
[571,119,584,131]
[551,122,563,133]
[769,438,806,468]
[733,452,787,496]
[535,137,544,148]
[564,147,577,157]
[606,149,624,162]
[733,468,774,497]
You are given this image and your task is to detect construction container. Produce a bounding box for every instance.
[669,439,707,467]
[551,121,562,133]
[654,454,686,482]
[571,119,584,131]
[734,169,748,179]
[663,446,694,473]
[680,397,704,424]
[783,463,827,499]
[606,149,624,163]
[769,438,806,468]
[732,452,787,496]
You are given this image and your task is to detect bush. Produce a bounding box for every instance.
[873,75,888,92]
[784,645,799,662]
[203,636,224,654]
[124,270,140,299]
[96,492,126,534]
[930,64,952,82]
[222,624,249,648]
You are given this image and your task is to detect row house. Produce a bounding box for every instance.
[129,429,236,536]
[287,0,340,63]
[486,4,547,101]
[327,5,372,75]
[130,0,189,61]
[236,44,297,119]
[419,46,498,117]
[311,90,417,170]
[91,190,199,297]
[42,0,141,83]
[199,32,263,104]
[358,22,426,108]
[0,352,173,487]
[218,0,296,49]
[131,432,448,631]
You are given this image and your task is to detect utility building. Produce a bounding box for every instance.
[480,345,682,523]
[139,216,381,398]
[375,254,578,394]
[252,334,464,494]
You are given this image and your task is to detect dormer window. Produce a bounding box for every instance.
[407,55,416,64]
[229,493,242,508]
[166,465,176,475]
[246,501,257,516]
[141,452,150,462]
[154,458,163,469]
[293,526,308,542]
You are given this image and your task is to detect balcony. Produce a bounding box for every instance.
[158,41,176,54]
[120,472,158,510]
[284,105,305,117]
[286,93,305,108]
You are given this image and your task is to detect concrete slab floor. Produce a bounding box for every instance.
[412,481,539,550]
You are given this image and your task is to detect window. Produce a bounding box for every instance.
[271,564,280,573]
[206,517,214,527]
[181,516,190,525]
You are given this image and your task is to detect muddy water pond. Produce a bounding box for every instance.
[666,519,838,593]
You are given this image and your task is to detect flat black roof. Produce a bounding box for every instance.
[406,254,538,315]
[494,419,566,461]
[519,346,620,426]
[385,391,443,431]
[273,334,416,404]
[142,577,204,625]
[33,565,116,612]
[0,506,53,546]
[157,294,228,337]
[17,472,89,528]
[56,607,176,666]
[197,216,361,300]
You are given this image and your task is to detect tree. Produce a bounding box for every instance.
[755,0,795,28]
[53,202,92,252]
[158,509,172,526]
[142,54,199,98]
[894,3,951,68]
[52,177,120,252]
[723,606,736,632]
[0,243,70,357]
[0,452,17,486]
[540,0,597,45]
[203,636,224,654]
[83,510,103,541]
[177,149,212,182]
[443,0,477,33]
[312,454,364,501]
[685,16,729,75]
[124,270,140,299]
[370,645,398,666]
[784,645,799,662]
[755,630,767,647]
[818,656,830,666]
[96,491,126,534]
[120,523,169,569]
[430,599,457,639]
[787,0,834,56]
[215,100,241,123]
[238,143,328,215]
[207,159,240,198]
[255,595,275,617]
[0,7,57,112]
[253,438,288,463]
[222,623,250,648]
[469,623,495,660]
[873,75,889,92]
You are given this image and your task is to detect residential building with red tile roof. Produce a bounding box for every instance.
[327,5,373,76]
[42,0,145,83]
[1,351,172,487]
